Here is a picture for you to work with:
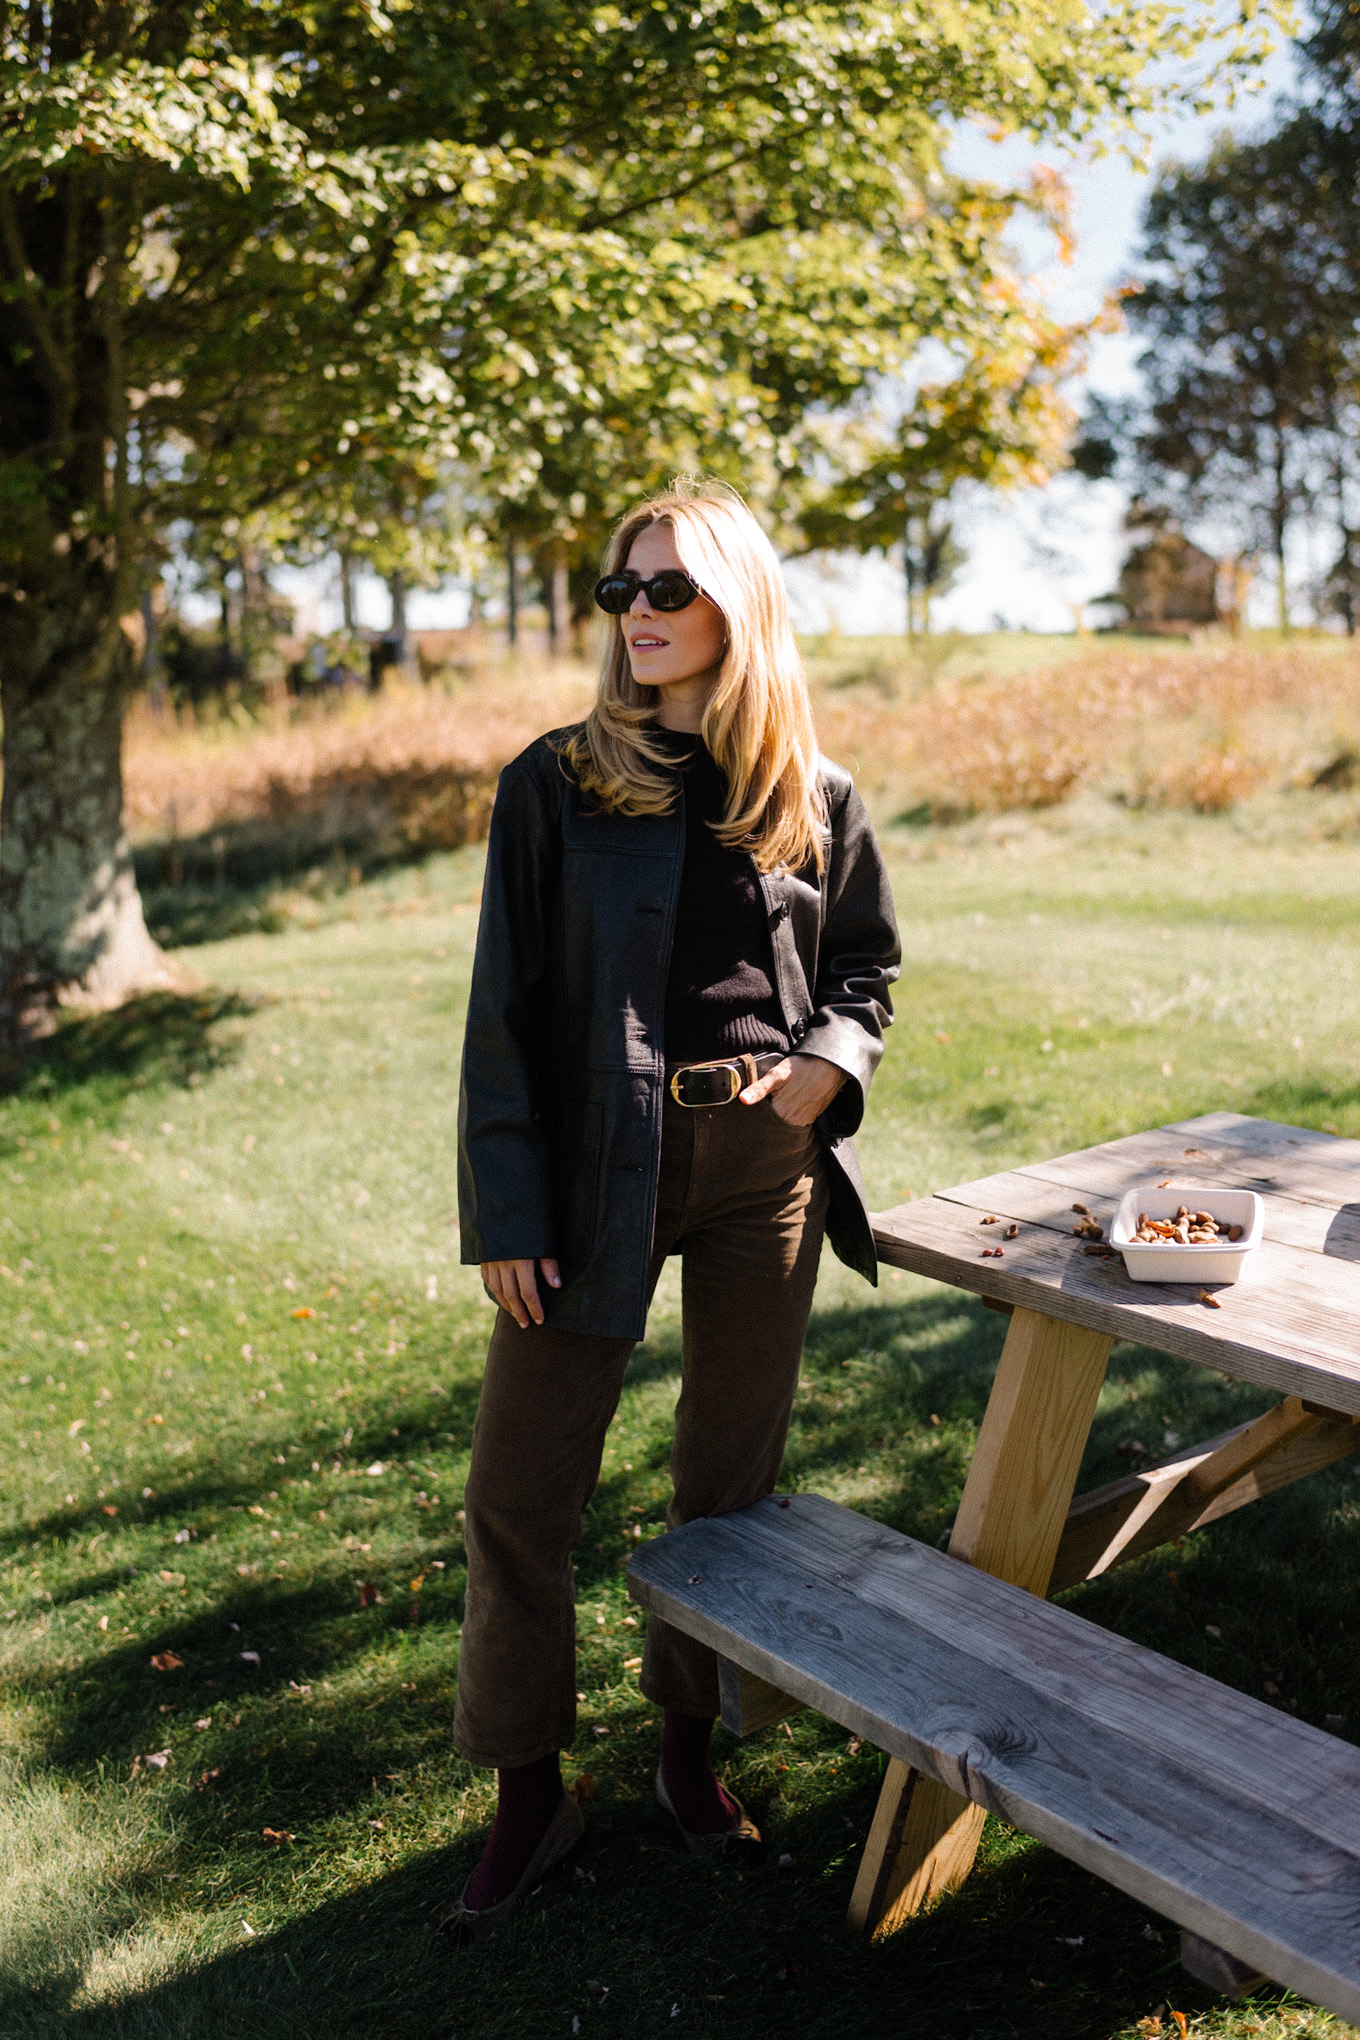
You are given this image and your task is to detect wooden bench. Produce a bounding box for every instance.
[627,1492,1360,2026]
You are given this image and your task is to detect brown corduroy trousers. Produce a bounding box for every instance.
[453,1091,830,1769]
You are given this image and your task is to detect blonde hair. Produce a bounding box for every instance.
[560,479,826,873]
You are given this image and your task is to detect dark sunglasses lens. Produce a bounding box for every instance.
[648,571,700,611]
[593,575,637,614]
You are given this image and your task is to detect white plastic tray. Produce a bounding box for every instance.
[1110,1184,1264,1285]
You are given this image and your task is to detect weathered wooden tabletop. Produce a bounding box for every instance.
[871,1110,1360,1418]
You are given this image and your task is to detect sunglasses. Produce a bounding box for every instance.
[593,568,702,615]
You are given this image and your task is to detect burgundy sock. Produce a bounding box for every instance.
[464,1753,564,1910]
[660,1710,741,1835]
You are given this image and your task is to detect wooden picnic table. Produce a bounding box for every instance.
[850,1109,1360,1942]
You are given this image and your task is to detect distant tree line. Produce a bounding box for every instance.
[1078,3,1360,630]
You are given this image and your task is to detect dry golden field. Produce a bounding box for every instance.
[808,634,1360,817]
[122,634,1360,865]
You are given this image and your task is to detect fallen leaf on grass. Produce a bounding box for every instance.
[572,1773,597,1806]
[366,1461,385,1477]
[158,1570,185,1586]
[195,1717,212,1730]
[133,1750,171,1775]
[623,1656,642,1671]
[240,1649,261,1665]
[102,1505,118,1517]
[150,1651,184,1671]
[262,1828,294,1845]
[98,1615,109,1631]
[359,1582,382,1608]
[1170,2013,1188,2037]
[291,1307,315,1319]
[198,1767,221,1790]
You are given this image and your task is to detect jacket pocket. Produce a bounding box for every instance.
[552,1099,603,1279]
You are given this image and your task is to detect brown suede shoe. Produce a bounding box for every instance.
[655,1766,762,1858]
[436,1793,585,1947]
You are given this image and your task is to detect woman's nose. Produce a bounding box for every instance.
[629,588,656,617]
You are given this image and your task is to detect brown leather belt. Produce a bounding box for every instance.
[667,1051,786,1108]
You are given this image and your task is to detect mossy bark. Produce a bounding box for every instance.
[0,586,176,1047]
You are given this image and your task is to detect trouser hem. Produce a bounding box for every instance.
[452,1729,573,1772]
[637,1678,715,1719]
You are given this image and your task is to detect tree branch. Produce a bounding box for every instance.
[578,144,759,234]
[0,186,77,421]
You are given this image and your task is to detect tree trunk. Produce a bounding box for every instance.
[140,583,166,709]
[216,557,236,682]
[384,569,417,677]
[340,551,356,633]
[0,600,178,1046]
[1272,421,1290,633]
[506,539,519,648]
[547,547,569,652]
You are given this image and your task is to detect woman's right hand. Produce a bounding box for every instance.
[481,1258,562,1329]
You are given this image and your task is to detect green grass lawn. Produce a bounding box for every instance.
[2,797,1359,2039]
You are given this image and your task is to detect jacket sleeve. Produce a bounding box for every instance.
[457,758,561,1264]
[801,777,901,1140]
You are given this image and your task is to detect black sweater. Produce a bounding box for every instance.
[656,730,791,1064]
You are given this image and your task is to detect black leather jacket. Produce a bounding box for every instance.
[457,727,900,1339]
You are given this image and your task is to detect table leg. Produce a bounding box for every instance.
[847,1306,1113,1938]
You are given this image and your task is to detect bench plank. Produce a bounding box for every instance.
[628,1493,1360,2024]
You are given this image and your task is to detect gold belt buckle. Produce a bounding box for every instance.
[669,1061,743,1107]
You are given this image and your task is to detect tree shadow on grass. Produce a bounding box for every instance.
[0,1763,1258,2040]
[0,991,257,1101]
[1244,1071,1360,1130]
[5,1371,485,1565]
[131,760,496,950]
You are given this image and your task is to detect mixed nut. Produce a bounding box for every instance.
[1070,1202,1105,1242]
[1131,1205,1244,1246]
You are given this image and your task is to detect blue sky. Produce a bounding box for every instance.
[783,29,1305,635]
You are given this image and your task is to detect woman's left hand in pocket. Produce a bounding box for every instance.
[739,1052,846,1126]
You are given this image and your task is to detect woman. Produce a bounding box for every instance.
[446,479,899,1940]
